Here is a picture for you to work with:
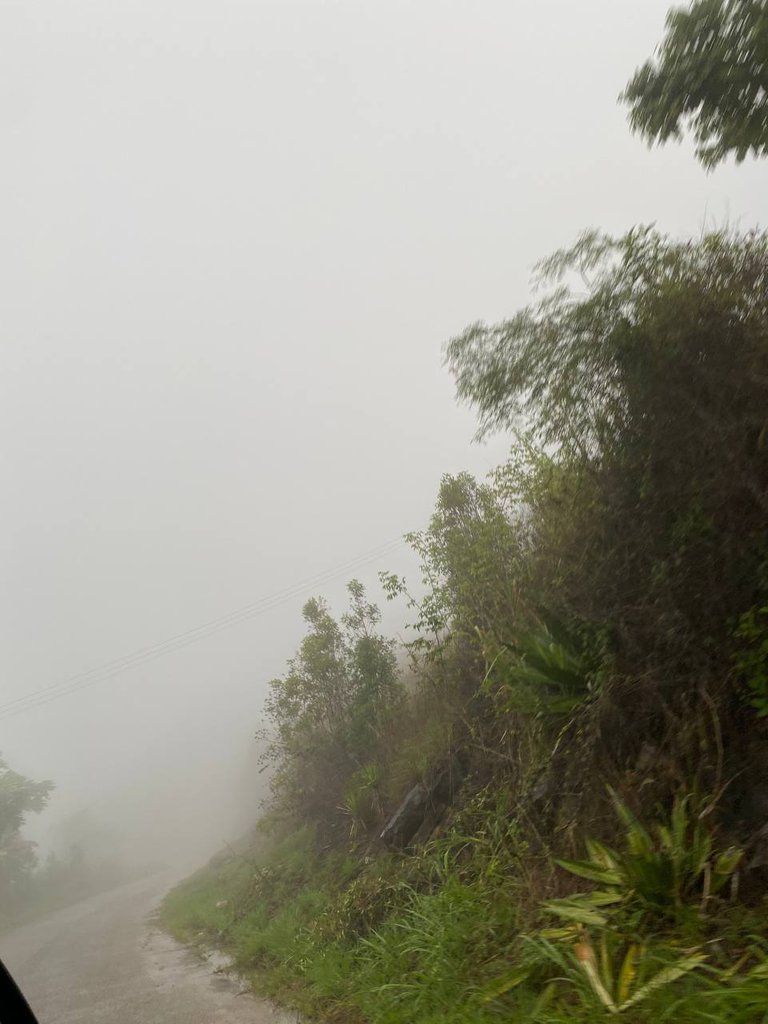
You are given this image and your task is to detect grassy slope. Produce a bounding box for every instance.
[160,797,768,1024]
[161,821,530,1023]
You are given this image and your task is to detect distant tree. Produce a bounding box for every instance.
[622,0,768,168]
[0,756,53,902]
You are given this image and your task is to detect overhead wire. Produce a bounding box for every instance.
[0,536,406,721]
[0,536,404,720]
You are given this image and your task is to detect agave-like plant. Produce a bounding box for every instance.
[544,791,742,928]
[499,929,707,1018]
[491,615,605,715]
[572,930,706,1015]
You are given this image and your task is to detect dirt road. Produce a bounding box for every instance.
[0,875,296,1024]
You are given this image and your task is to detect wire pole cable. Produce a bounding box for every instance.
[0,537,406,721]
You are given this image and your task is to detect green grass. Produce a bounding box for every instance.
[161,798,768,1024]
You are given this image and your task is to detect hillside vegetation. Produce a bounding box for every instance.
[162,4,768,1020]
[163,225,768,1022]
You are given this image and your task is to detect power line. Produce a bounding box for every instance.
[0,537,406,721]
[0,537,404,720]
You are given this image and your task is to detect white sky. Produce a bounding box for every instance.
[1,0,766,863]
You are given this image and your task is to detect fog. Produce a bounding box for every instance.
[1,0,766,873]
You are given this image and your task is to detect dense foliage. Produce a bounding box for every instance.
[163,225,768,1024]
[447,229,768,710]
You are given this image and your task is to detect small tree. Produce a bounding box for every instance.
[622,0,768,168]
[405,472,525,646]
[263,581,401,833]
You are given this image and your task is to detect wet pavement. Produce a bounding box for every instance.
[0,874,298,1024]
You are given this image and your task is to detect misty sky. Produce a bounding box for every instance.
[2,0,766,864]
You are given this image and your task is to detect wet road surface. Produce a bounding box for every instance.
[0,874,297,1024]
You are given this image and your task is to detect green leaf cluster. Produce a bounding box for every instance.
[622,0,768,168]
